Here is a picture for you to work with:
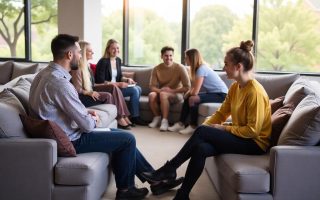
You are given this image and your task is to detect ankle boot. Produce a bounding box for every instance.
[141,161,176,183]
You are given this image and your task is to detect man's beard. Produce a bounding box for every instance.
[70,57,79,70]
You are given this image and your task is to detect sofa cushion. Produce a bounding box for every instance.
[0,61,13,84]
[55,152,109,185]
[215,154,270,193]
[19,114,76,157]
[198,102,222,117]
[255,73,300,99]
[8,78,31,112]
[11,62,39,80]
[270,96,284,114]
[88,104,117,127]
[0,89,28,138]
[278,94,320,146]
[270,104,294,147]
[283,78,314,107]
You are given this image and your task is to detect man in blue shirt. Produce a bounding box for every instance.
[29,34,183,200]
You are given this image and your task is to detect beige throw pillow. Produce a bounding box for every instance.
[278,94,320,146]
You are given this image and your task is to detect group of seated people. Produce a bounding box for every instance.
[29,34,272,200]
[71,38,229,135]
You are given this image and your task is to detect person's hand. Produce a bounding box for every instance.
[127,78,136,84]
[183,90,190,99]
[161,87,174,93]
[118,82,129,88]
[88,110,101,126]
[90,91,100,101]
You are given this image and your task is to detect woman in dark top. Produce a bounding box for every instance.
[95,39,146,126]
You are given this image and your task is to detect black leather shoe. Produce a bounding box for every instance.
[151,177,184,195]
[118,124,131,130]
[140,161,176,183]
[131,117,148,126]
[173,189,190,200]
[116,186,149,200]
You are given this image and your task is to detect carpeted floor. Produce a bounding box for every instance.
[101,125,220,200]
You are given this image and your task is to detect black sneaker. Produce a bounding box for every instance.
[151,177,184,195]
[115,186,149,200]
[173,189,190,200]
[140,161,176,183]
[131,117,148,126]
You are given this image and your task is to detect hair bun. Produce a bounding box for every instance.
[240,40,254,52]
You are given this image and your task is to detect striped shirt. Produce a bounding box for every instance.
[29,62,96,141]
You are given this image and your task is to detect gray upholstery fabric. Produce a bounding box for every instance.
[0,89,27,138]
[122,67,153,95]
[0,61,13,84]
[255,73,300,99]
[55,152,109,185]
[278,94,320,146]
[11,62,39,80]
[88,104,117,127]
[283,77,314,107]
[214,154,270,193]
[8,78,31,112]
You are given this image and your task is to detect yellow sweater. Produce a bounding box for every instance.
[203,79,271,151]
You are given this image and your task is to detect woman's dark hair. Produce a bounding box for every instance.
[226,40,255,72]
[51,34,79,60]
[161,46,174,55]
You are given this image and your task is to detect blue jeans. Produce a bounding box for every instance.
[71,129,154,189]
[169,125,265,196]
[180,93,226,126]
[121,86,142,117]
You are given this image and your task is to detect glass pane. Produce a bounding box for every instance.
[0,0,25,58]
[31,0,58,61]
[101,0,123,58]
[128,0,182,66]
[257,0,320,73]
[190,0,254,70]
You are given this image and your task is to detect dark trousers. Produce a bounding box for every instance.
[169,125,265,196]
[180,93,226,126]
[72,129,154,189]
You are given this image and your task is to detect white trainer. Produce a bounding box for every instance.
[168,122,185,132]
[148,116,161,128]
[179,125,196,135]
[159,119,169,131]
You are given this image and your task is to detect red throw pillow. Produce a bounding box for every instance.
[269,96,285,114]
[90,63,96,76]
[19,114,76,157]
[270,104,295,147]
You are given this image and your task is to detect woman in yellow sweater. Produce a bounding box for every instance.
[141,40,272,200]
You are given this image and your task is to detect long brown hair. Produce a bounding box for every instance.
[185,48,204,81]
[103,39,119,58]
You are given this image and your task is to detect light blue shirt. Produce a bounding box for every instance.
[29,62,96,141]
[196,64,228,94]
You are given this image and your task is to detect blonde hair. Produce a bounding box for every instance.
[79,40,92,91]
[185,48,204,81]
[103,39,119,58]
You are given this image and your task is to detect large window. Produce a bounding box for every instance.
[257,0,320,73]
[190,0,254,70]
[0,0,25,59]
[101,0,123,58]
[31,0,57,61]
[128,0,182,65]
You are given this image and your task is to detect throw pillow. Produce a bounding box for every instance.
[270,103,294,147]
[8,77,31,112]
[270,96,285,114]
[19,114,77,157]
[0,61,13,84]
[11,62,39,80]
[0,89,28,138]
[283,78,314,107]
[278,94,320,146]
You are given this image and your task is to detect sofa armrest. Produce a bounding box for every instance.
[270,145,320,200]
[0,138,57,200]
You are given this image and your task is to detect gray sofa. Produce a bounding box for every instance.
[123,66,320,200]
[0,70,118,200]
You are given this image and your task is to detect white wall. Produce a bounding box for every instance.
[58,0,102,63]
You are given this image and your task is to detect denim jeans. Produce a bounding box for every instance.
[180,93,226,126]
[121,86,142,117]
[71,129,154,189]
[169,125,265,196]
